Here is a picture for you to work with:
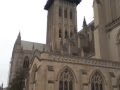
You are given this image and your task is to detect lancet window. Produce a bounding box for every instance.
[59,7,62,17]
[65,30,68,39]
[64,9,67,18]
[70,10,72,19]
[91,72,104,90]
[59,68,74,90]
[59,29,62,38]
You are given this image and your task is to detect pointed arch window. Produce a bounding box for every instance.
[64,9,67,18]
[91,72,104,90]
[59,68,74,90]
[70,10,72,19]
[23,56,29,68]
[59,7,62,17]
[65,30,68,39]
[59,29,62,38]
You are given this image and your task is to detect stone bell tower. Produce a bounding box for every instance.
[45,0,81,52]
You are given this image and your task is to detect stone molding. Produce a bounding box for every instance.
[105,17,120,32]
[40,52,120,69]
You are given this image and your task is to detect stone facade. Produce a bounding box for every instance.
[8,33,46,85]
[8,0,120,90]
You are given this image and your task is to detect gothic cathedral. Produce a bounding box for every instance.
[9,0,120,90]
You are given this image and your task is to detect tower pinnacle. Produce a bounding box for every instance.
[83,16,87,27]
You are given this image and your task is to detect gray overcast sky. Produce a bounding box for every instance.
[0,0,93,87]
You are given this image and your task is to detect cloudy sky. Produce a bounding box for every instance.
[0,0,93,87]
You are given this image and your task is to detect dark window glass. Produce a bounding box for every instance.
[59,81,63,90]
[59,8,62,17]
[91,83,94,90]
[65,30,68,38]
[59,29,62,38]
[64,9,67,18]
[59,68,74,90]
[69,81,73,90]
[70,10,72,19]
[91,72,103,90]
[64,81,68,90]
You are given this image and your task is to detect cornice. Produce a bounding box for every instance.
[105,17,120,32]
[39,52,120,69]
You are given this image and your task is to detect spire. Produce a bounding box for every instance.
[14,31,21,48]
[17,31,21,40]
[83,16,87,27]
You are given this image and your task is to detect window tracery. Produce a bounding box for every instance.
[91,72,104,90]
[59,68,74,90]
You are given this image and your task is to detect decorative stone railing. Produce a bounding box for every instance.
[40,52,120,69]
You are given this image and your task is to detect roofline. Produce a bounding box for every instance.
[44,0,82,10]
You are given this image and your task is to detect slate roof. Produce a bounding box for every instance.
[21,40,46,51]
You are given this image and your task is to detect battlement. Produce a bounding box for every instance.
[44,0,81,10]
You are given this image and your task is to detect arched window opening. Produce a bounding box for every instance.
[91,72,104,90]
[59,7,62,17]
[64,9,67,18]
[59,68,74,90]
[65,30,68,39]
[23,56,29,68]
[70,10,72,19]
[59,29,62,38]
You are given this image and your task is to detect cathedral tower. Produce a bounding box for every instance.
[45,0,81,52]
